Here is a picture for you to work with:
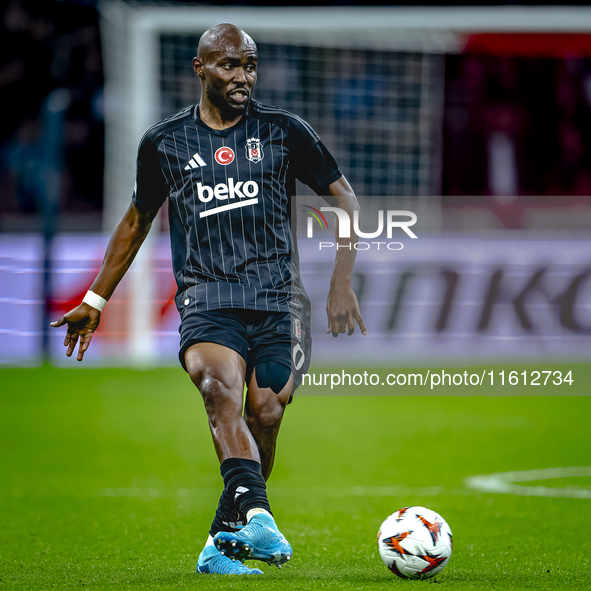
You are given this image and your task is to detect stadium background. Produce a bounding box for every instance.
[2,0,591,366]
[1,1,591,589]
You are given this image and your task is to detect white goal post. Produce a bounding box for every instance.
[98,2,591,363]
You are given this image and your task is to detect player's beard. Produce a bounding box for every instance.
[206,83,248,119]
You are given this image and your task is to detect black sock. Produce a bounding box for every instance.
[209,489,246,537]
[219,458,272,518]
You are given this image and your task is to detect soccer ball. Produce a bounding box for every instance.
[377,506,453,579]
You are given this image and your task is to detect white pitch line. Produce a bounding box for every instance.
[97,485,451,499]
[100,487,202,498]
[465,467,591,499]
[97,468,591,500]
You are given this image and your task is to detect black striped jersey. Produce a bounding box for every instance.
[132,100,341,314]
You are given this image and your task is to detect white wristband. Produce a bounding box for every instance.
[83,290,107,312]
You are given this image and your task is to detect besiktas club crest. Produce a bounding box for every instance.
[292,318,302,343]
[245,137,264,163]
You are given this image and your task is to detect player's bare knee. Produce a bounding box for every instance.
[189,368,241,419]
[248,408,281,435]
[199,374,233,404]
[186,364,205,390]
[198,374,225,398]
[247,393,286,432]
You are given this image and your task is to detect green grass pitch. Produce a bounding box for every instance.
[1,364,590,590]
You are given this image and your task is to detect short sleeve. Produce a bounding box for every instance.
[289,117,342,195]
[132,131,169,213]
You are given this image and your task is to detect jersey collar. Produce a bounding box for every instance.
[192,104,248,137]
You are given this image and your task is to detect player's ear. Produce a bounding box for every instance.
[193,57,204,78]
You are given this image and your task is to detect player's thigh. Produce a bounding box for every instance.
[247,362,293,416]
[246,310,311,409]
[180,308,249,396]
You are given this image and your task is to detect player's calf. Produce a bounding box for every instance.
[246,364,293,477]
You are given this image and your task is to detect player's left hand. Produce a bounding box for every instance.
[326,283,367,338]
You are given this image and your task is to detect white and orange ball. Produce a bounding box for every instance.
[377,506,453,579]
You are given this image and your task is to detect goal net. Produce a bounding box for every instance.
[98,3,462,229]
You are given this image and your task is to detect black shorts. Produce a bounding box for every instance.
[178,307,312,398]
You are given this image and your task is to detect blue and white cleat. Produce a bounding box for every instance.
[213,513,292,567]
[196,545,263,575]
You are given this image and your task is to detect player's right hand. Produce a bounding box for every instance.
[50,303,101,361]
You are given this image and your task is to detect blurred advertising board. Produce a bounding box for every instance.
[1,234,589,366]
[300,235,591,364]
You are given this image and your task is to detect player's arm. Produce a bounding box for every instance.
[325,175,367,338]
[50,202,157,361]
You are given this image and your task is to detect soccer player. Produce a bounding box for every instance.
[51,23,365,575]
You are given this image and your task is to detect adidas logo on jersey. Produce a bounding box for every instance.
[197,178,260,218]
[184,153,207,170]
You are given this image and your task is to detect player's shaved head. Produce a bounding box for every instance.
[193,23,258,127]
[197,23,257,63]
